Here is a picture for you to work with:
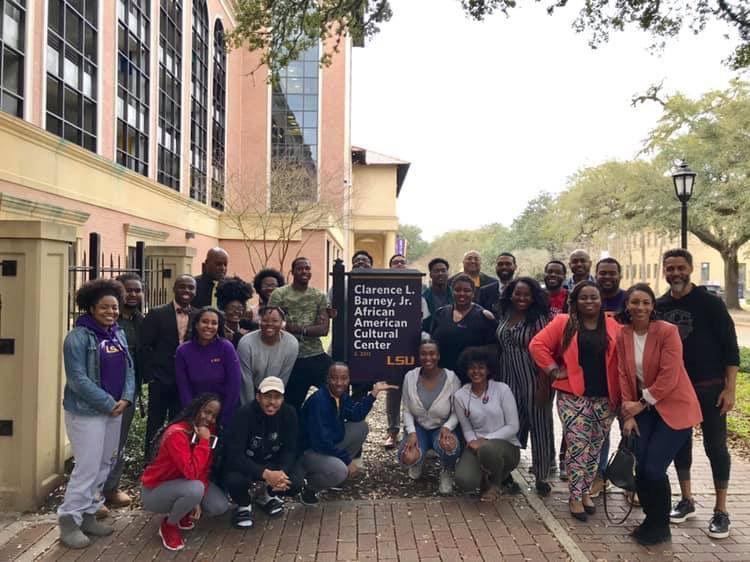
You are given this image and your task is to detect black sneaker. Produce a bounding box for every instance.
[300,486,319,506]
[501,475,521,495]
[231,506,254,529]
[257,493,284,517]
[708,510,731,539]
[669,498,696,523]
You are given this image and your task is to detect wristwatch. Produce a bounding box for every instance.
[639,397,649,408]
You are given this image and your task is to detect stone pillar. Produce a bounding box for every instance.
[144,245,197,278]
[385,232,397,263]
[0,220,76,510]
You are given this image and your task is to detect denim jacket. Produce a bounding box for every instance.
[63,326,136,416]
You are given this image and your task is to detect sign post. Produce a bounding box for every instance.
[346,269,423,383]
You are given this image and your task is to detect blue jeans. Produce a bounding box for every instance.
[635,408,692,481]
[398,424,461,470]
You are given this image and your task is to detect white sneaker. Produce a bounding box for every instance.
[439,469,453,495]
[408,463,423,480]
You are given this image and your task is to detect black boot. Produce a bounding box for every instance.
[630,476,651,540]
[636,477,671,546]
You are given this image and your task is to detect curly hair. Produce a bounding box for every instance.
[498,277,549,322]
[215,276,253,310]
[75,278,126,312]
[615,283,658,324]
[252,268,286,299]
[562,280,607,353]
[190,307,226,340]
[457,346,497,376]
[147,392,222,463]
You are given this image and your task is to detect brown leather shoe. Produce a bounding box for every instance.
[96,504,110,519]
[104,489,132,508]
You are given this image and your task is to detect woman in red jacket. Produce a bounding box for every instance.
[141,393,229,551]
[617,283,702,546]
[529,281,621,521]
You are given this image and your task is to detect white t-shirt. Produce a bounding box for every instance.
[633,332,648,386]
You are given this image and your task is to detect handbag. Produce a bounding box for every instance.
[602,433,637,524]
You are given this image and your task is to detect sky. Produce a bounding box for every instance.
[351,0,739,240]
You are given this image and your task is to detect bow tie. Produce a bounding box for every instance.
[176,306,191,315]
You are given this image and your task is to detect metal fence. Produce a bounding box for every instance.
[67,233,171,327]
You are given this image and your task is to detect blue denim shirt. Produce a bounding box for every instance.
[63,326,136,416]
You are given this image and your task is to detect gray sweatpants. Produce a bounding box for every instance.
[104,401,135,493]
[302,421,369,491]
[58,412,122,525]
[141,480,229,524]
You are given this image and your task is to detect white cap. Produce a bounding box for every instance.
[258,376,285,395]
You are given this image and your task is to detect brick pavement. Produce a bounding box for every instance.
[0,497,569,561]
[513,414,750,561]
[4,412,750,560]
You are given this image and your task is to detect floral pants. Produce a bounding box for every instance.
[557,392,612,501]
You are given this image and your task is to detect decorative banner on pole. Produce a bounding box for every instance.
[347,269,423,383]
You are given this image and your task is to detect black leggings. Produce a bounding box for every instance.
[673,384,731,489]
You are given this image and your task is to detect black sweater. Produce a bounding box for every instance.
[223,401,298,479]
[656,285,739,385]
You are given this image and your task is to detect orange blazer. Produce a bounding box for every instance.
[616,320,702,430]
[529,314,621,409]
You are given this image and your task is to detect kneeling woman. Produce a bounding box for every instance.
[399,340,462,494]
[617,283,701,545]
[453,348,521,502]
[141,394,229,551]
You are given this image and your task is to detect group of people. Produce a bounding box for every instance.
[56,244,739,551]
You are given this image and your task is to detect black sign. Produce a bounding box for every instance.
[347,269,423,383]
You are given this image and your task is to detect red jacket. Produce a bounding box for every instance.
[617,320,702,430]
[141,421,214,490]
[529,314,621,409]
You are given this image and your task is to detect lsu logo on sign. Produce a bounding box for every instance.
[386,355,415,366]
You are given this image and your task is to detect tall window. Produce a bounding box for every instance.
[189,0,208,202]
[271,43,319,205]
[0,0,25,117]
[116,0,150,175]
[211,21,226,210]
[157,0,181,190]
[46,0,98,152]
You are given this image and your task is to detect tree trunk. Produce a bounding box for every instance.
[722,248,741,309]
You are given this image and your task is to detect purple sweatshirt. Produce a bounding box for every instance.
[76,315,127,401]
[175,337,242,426]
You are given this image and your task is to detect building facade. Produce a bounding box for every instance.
[594,230,748,299]
[0,0,355,288]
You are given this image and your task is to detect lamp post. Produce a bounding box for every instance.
[672,161,697,249]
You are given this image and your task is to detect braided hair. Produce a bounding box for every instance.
[146,393,222,464]
[562,280,607,354]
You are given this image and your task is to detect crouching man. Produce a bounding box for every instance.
[299,362,397,504]
[223,376,304,528]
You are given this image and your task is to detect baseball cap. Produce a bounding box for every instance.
[258,376,285,395]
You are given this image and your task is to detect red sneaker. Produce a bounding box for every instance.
[177,513,195,530]
[159,518,184,551]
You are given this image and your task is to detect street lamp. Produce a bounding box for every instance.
[672,161,697,249]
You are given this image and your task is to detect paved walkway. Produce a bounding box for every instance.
[3,421,750,560]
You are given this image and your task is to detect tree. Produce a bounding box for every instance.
[508,192,568,255]
[397,224,429,262]
[230,1,750,75]
[637,79,750,308]
[220,161,345,276]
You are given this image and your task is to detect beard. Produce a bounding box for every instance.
[669,277,689,293]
